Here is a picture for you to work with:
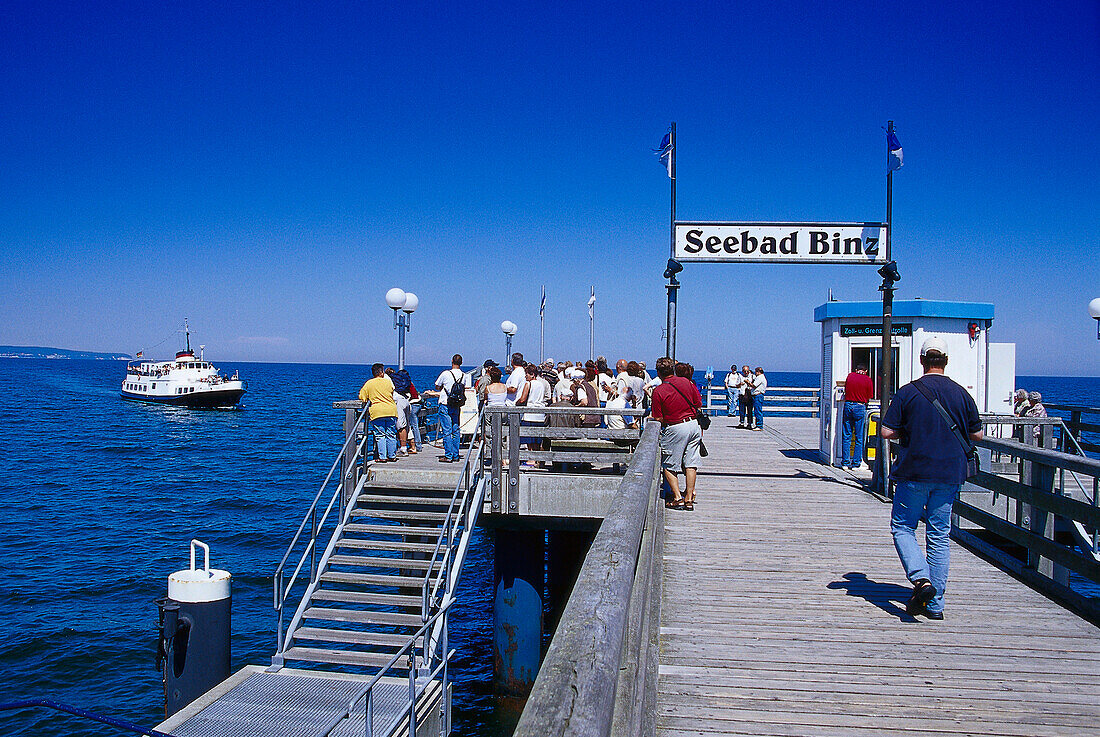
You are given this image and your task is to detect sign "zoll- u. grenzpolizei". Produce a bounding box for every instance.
[674,222,888,264]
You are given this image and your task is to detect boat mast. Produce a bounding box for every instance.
[184,319,191,353]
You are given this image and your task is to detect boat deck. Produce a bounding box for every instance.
[657,415,1100,736]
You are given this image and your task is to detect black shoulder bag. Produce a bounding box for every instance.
[910,378,980,480]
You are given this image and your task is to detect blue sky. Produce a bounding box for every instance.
[1,2,1097,374]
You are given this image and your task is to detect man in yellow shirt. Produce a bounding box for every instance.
[359,363,399,462]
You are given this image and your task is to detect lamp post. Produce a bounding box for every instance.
[386,288,418,370]
[1090,298,1100,340]
[501,320,517,366]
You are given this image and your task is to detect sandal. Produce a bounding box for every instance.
[665,499,686,509]
[684,498,695,511]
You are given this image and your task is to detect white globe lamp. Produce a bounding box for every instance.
[401,292,419,314]
[501,320,517,365]
[385,288,407,310]
[1089,297,1100,340]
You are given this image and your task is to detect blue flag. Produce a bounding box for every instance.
[655,131,673,178]
[540,287,546,318]
[888,130,903,171]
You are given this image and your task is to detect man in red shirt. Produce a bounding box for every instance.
[841,363,875,469]
[651,357,703,510]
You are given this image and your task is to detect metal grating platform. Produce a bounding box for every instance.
[168,671,407,737]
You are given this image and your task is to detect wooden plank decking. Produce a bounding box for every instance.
[658,416,1100,736]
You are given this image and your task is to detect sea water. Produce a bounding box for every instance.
[0,359,1096,736]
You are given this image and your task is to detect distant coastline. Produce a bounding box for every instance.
[0,345,130,360]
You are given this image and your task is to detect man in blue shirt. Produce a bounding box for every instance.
[880,337,983,620]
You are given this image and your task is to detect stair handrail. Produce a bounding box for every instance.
[273,404,371,651]
[421,406,487,619]
[307,597,457,737]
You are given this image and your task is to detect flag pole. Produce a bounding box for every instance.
[540,285,545,363]
[589,286,596,361]
[665,122,678,360]
[877,120,896,494]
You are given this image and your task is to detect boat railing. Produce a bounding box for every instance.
[272,404,371,652]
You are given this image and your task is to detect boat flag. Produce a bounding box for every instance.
[540,286,546,318]
[135,350,143,358]
[888,130,903,171]
[587,289,596,319]
[655,130,673,178]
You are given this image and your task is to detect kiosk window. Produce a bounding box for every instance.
[851,347,898,397]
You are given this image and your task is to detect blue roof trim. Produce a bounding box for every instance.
[814,300,995,322]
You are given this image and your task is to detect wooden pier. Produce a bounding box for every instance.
[656,415,1100,736]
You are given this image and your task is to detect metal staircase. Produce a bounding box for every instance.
[272,406,486,675]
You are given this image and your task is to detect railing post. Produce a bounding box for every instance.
[407,652,418,737]
[507,412,520,513]
[342,408,357,510]
[1026,451,1060,581]
[491,410,502,513]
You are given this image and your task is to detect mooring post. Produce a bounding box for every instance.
[493,528,544,696]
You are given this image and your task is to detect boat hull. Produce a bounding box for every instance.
[120,387,245,408]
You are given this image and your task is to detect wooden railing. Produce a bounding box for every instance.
[481,405,645,514]
[513,423,662,737]
[702,384,820,417]
[952,434,1100,620]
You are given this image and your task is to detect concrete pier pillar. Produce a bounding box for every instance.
[493,529,544,695]
[546,530,595,633]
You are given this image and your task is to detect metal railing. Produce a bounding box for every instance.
[272,397,485,730]
[293,599,457,737]
[1046,403,1100,456]
[273,405,371,651]
[703,384,821,417]
[481,405,646,513]
[422,408,488,623]
[513,423,662,737]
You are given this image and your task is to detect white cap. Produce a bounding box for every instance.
[920,336,949,357]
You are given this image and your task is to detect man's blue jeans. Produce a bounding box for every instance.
[891,481,959,614]
[752,395,764,428]
[438,404,461,460]
[842,401,867,467]
[370,416,397,461]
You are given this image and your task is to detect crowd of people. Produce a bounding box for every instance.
[355,353,711,510]
[722,365,768,429]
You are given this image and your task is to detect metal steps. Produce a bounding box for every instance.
[344,522,444,537]
[336,538,439,553]
[281,646,411,670]
[280,482,458,671]
[303,607,423,627]
[327,554,442,571]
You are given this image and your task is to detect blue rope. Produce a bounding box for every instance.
[0,699,176,737]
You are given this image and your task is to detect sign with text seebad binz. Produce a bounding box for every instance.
[674,222,888,264]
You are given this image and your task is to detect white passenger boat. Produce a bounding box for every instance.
[121,326,245,408]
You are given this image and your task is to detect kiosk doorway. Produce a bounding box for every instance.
[851,346,898,398]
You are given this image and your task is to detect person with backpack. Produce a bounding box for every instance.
[425,354,468,463]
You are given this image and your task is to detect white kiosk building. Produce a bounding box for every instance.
[815,299,1016,465]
